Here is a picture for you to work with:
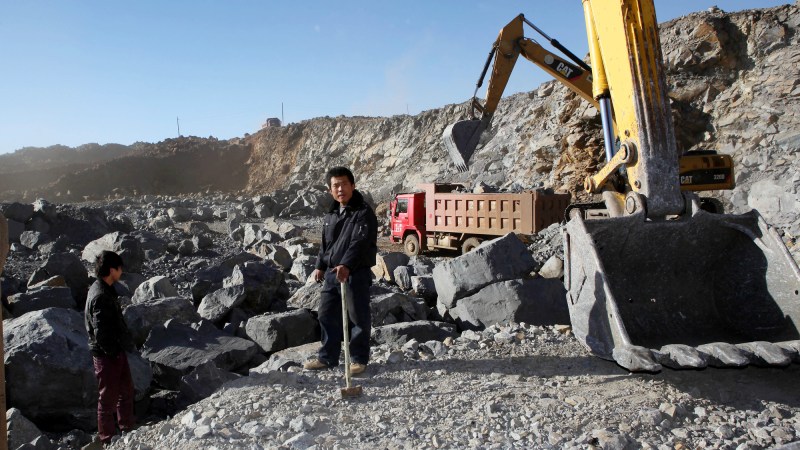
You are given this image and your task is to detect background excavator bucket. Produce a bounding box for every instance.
[441,119,486,172]
[564,205,800,372]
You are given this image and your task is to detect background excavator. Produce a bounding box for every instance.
[443,0,800,372]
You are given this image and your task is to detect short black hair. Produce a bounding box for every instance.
[95,250,123,278]
[326,166,355,186]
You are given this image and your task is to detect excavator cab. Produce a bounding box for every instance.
[443,0,800,372]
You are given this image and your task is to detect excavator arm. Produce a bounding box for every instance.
[443,14,595,171]
[443,8,734,199]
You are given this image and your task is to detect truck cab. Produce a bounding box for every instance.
[389,192,426,255]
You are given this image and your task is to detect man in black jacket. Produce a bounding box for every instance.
[304,166,378,374]
[85,250,135,445]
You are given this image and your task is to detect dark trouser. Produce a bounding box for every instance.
[318,267,372,366]
[92,352,135,443]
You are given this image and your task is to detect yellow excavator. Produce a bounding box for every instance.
[443,0,800,372]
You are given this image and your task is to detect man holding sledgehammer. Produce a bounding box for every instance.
[304,166,378,377]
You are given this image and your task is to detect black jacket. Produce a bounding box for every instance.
[315,189,378,272]
[84,279,133,357]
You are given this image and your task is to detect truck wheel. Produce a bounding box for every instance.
[404,234,420,256]
[461,237,482,254]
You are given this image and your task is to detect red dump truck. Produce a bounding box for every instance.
[389,183,570,256]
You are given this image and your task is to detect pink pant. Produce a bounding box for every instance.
[92,353,135,443]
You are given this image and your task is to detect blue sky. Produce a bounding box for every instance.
[0,1,789,154]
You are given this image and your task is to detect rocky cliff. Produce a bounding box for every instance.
[2,4,797,232]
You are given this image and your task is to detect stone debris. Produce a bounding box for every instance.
[0,4,799,449]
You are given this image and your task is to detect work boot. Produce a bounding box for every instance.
[303,359,330,370]
[350,363,367,375]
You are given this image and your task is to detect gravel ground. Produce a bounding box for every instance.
[107,324,800,450]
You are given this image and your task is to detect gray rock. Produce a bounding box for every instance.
[223,261,288,314]
[263,217,303,239]
[186,221,210,235]
[197,285,248,324]
[141,319,260,389]
[4,308,97,430]
[449,278,569,330]
[114,272,146,298]
[393,265,414,291]
[19,231,48,250]
[374,252,410,283]
[167,207,193,222]
[251,342,321,374]
[7,286,76,316]
[27,275,66,290]
[371,292,427,326]
[3,202,34,223]
[7,407,52,450]
[289,255,317,282]
[81,231,145,273]
[123,296,200,346]
[538,255,564,279]
[179,361,242,405]
[251,243,293,270]
[177,239,197,255]
[7,218,24,242]
[32,198,57,222]
[410,276,437,300]
[433,233,536,309]
[132,276,179,304]
[286,282,323,311]
[244,309,319,353]
[372,320,458,346]
[28,252,89,305]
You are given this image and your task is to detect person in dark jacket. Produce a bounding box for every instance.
[304,166,378,374]
[84,250,135,445]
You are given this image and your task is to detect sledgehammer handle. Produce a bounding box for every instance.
[341,282,352,389]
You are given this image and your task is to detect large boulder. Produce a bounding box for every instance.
[132,276,179,304]
[4,308,102,430]
[222,261,288,314]
[197,286,248,324]
[81,231,145,273]
[372,320,458,346]
[7,286,76,316]
[123,296,200,347]
[141,319,260,389]
[448,278,569,331]
[433,233,536,310]
[244,309,319,353]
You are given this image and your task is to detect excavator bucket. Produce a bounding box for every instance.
[564,204,800,372]
[441,119,486,172]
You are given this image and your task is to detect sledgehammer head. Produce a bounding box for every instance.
[340,385,363,399]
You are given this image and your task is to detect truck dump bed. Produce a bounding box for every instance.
[419,183,569,236]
